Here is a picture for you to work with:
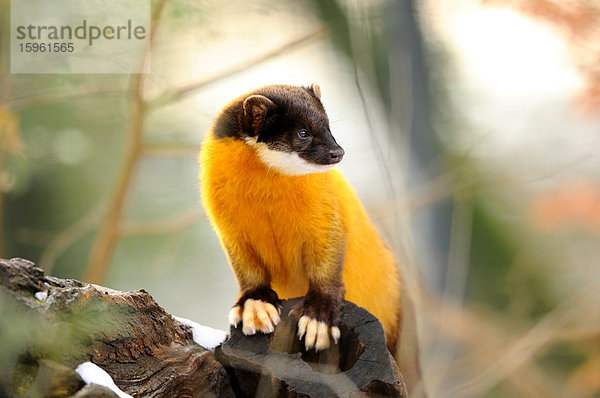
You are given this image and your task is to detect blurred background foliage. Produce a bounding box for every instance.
[1,0,600,397]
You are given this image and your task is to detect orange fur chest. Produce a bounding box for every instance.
[200,135,340,297]
[200,132,401,340]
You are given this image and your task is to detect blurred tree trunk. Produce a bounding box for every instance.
[311,2,439,396]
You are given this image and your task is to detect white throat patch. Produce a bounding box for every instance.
[244,137,335,176]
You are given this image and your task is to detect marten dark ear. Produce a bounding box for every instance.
[306,83,321,99]
[243,94,275,134]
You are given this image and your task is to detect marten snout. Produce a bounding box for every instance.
[308,128,344,166]
[329,147,345,163]
[301,132,344,166]
[312,145,344,165]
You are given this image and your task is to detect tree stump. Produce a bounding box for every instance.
[0,257,233,398]
[216,298,407,398]
[0,258,406,398]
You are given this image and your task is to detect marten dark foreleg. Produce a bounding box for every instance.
[297,282,345,351]
[226,241,281,335]
[296,221,346,351]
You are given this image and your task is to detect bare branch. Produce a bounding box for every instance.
[423,289,599,397]
[118,207,203,237]
[84,0,170,284]
[39,200,105,274]
[148,28,327,109]
[142,143,200,156]
[448,280,600,397]
[10,87,126,110]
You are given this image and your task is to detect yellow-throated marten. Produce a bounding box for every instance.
[199,84,421,391]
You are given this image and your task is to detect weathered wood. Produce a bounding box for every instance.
[0,258,233,398]
[0,258,407,398]
[71,384,120,398]
[216,297,407,398]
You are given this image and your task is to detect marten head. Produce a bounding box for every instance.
[214,84,345,176]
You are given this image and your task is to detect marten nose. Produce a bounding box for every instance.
[329,147,345,163]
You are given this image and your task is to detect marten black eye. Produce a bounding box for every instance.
[298,130,310,139]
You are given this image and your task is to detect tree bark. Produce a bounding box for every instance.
[0,258,406,398]
[216,298,407,398]
[0,257,233,398]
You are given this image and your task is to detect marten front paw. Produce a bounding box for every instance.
[294,293,342,352]
[297,315,340,352]
[229,287,281,335]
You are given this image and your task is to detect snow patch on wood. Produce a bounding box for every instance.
[173,315,227,350]
[75,362,132,398]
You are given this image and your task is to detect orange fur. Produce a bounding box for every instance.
[199,132,401,344]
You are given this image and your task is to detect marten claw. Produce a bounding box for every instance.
[297,315,340,351]
[228,305,242,326]
[230,299,280,335]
